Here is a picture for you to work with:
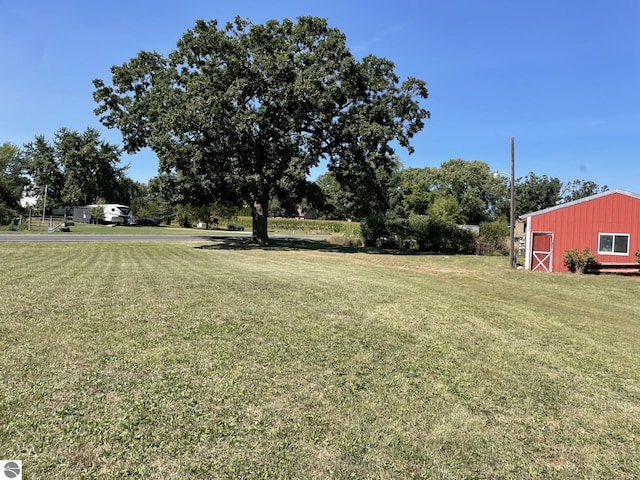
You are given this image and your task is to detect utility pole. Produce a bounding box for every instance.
[510,137,516,268]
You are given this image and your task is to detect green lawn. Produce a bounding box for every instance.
[2,216,359,236]
[0,223,231,235]
[1,241,639,479]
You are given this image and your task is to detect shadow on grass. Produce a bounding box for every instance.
[194,237,426,255]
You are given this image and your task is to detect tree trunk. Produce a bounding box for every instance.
[252,195,269,243]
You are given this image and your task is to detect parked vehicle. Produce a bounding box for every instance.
[137,218,160,227]
[73,204,132,224]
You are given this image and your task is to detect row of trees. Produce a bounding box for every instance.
[1,140,607,247]
[1,16,608,250]
[0,128,141,220]
[0,143,28,221]
[131,155,606,253]
[315,158,607,223]
[0,131,230,226]
[0,130,608,244]
[309,158,607,251]
[91,16,606,245]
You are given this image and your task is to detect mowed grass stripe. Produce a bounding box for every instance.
[0,241,639,479]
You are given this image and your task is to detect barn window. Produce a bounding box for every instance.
[598,233,629,255]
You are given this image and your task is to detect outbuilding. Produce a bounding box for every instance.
[521,190,640,272]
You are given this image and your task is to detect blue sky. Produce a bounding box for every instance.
[2,0,639,191]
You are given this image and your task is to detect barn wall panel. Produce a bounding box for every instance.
[527,193,640,272]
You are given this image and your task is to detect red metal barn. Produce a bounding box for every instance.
[521,190,640,272]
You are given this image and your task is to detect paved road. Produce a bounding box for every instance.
[0,233,330,242]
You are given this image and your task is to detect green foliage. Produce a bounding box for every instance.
[55,128,126,205]
[173,204,199,228]
[117,178,148,206]
[636,250,640,263]
[562,179,608,203]
[315,172,356,220]
[386,217,412,249]
[88,197,106,223]
[130,197,171,224]
[267,194,320,220]
[563,248,596,274]
[391,160,508,224]
[358,212,477,254]
[0,221,27,231]
[21,135,64,205]
[94,17,429,242]
[479,219,510,255]
[516,174,607,217]
[516,172,562,216]
[393,167,437,216]
[360,214,389,247]
[267,197,286,218]
[21,128,128,207]
[437,159,504,224]
[360,160,610,253]
[426,195,465,224]
[0,142,28,222]
[406,214,476,254]
[407,215,437,252]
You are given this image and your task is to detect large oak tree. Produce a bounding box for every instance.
[93,16,429,242]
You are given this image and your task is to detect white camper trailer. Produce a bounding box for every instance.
[73,204,132,224]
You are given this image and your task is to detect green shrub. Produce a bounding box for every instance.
[407,214,431,251]
[386,218,411,249]
[360,214,389,247]
[636,250,640,263]
[479,219,510,256]
[564,248,595,274]
[407,215,477,254]
[450,226,478,255]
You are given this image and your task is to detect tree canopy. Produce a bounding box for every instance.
[21,128,130,208]
[0,142,28,221]
[313,158,608,251]
[514,172,562,216]
[93,16,429,241]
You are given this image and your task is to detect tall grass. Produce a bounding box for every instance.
[1,241,639,479]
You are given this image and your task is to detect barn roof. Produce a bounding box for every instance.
[520,189,640,219]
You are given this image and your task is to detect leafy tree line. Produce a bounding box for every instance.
[314,159,607,223]
[1,129,238,226]
[0,128,143,221]
[0,129,608,239]
[0,15,608,246]
[123,155,607,235]
[0,142,29,222]
[87,14,606,245]
[310,158,607,251]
